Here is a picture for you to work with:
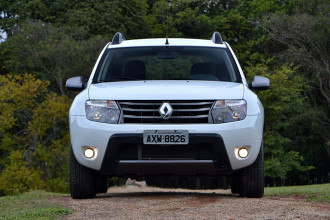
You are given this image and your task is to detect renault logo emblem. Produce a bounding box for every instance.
[159,102,173,119]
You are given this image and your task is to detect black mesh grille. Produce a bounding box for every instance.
[118,100,214,123]
[142,144,215,160]
[116,143,215,160]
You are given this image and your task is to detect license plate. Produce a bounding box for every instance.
[143,130,189,145]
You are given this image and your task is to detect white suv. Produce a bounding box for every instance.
[66,32,270,199]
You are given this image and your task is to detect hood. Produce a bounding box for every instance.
[88,80,244,100]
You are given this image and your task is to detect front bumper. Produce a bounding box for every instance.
[100,133,231,176]
[70,115,263,173]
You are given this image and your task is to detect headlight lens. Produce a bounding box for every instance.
[211,100,247,123]
[85,100,120,123]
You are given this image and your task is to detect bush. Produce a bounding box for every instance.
[0,74,71,195]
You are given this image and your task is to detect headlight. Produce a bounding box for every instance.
[85,100,120,123]
[211,100,246,123]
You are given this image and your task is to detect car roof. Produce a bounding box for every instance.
[108,38,227,49]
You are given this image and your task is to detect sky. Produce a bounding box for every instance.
[0,31,7,43]
[0,12,6,43]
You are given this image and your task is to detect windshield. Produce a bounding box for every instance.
[93,46,241,83]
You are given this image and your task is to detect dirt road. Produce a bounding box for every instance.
[54,187,330,219]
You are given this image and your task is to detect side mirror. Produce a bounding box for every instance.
[249,75,270,90]
[65,76,86,91]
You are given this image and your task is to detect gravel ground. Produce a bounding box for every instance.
[54,186,330,220]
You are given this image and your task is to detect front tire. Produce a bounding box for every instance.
[238,143,264,198]
[70,146,96,199]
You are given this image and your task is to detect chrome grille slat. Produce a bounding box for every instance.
[118,100,214,124]
[171,102,214,105]
[119,102,162,105]
[170,115,209,119]
[122,108,158,112]
[174,108,210,112]
[123,115,162,119]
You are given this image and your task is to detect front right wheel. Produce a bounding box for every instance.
[70,146,96,199]
[237,142,264,198]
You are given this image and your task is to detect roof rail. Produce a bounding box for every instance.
[211,32,223,44]
[111,32,126,45]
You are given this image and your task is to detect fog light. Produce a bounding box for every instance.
[84,148,95,159]
[238,148,248,158]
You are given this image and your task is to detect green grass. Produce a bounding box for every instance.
[0,190,71,220]
[265,183,330,203]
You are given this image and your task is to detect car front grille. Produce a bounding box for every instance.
[117,100,214,123]
[116,143,216,160]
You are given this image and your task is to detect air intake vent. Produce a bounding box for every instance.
[118,100,214,124]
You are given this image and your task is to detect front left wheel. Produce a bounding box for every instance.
[238,142,264,198]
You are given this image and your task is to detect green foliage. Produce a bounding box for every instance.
[147,0,245,39]
[0,0,150,39]
[0,21,108,94]
[0,190,71,219]
[0,0,75,33]
[0,150,45,195]
[62,0,150,38]
[0,74,71,195]
[265,0,330,159]
[261,0,330,183]
[0,74,49,134]
[28,94,71,193]
[146,0,288,66]
[265,151,314,181]
[245,62,315,184]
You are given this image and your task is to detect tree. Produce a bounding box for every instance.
[0,74,71,195]
[0,21,108,94]
[147,0,240,39]
[62,0,150,39]
[146,0,291,66]
[0,150,46,195]
[264,0,330,157]
[0,0,150,39]
[0,0,76,35]
[266,1,329,105]
[245,62,314,185]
